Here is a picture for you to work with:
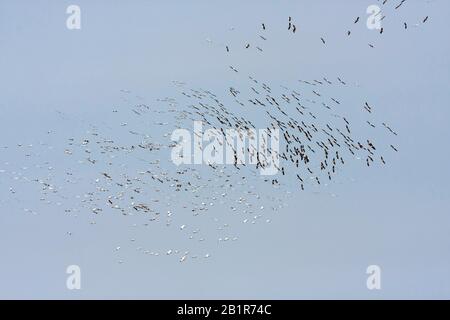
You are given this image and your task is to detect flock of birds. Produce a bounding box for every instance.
[1,2,435,263]
[177,70,399,192]
[221,0,432,53]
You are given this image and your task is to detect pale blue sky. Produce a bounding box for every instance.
[1,0,450,299]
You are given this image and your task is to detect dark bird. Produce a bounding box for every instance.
[395,0,406,10]
[337,77,346,85]
[102,173,112,179]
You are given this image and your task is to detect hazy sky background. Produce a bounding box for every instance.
[1,0,450,299]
